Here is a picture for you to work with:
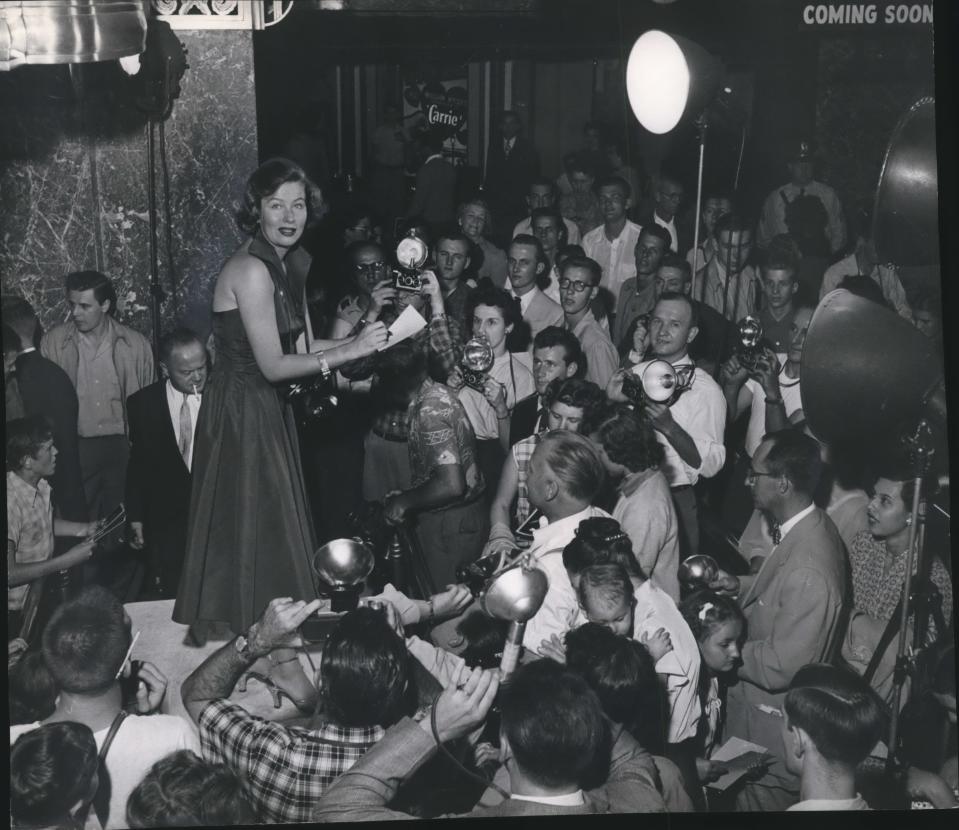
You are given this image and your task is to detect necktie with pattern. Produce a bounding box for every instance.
[179,393,192,466]
[771,523,782,546]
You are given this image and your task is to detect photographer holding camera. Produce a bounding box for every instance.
[335,241,465,504]
[719,304,812,538]
[608,292,726,558]
[181,599,414,824]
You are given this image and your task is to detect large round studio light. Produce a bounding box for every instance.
[801,290,945,451]
[625,30,722,134]
[626,31,690,134]
[873,97,939,267]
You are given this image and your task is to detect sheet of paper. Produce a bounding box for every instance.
[379,304,427,350]
[708,736,772,792]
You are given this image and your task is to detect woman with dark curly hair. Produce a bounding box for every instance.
[589,403,681,601]
[173,159,388,667]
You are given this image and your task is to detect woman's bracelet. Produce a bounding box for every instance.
[315,351,331,380]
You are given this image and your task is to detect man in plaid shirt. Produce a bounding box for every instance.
[181,600,413,824]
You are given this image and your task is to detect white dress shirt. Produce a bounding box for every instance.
[522,506,613,651]
[510,286,536,316]
[743,357,803,457]
[628,355,726,486]
[544,264,561,304]
[582,220,643,302]
[573,578,702,743]
[165,380,202,471]
[654,213,679,252]
[512,791,586,807]
[820,252,912,320]
[513,216,582,247]
[777,502,816,541]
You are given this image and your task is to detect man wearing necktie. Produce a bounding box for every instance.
[483,110,540,249]
[707,429,848,812]
[126,328,209,599]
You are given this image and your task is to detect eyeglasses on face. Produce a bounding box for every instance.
[355,261,387,274]
[559,277,592,294]
[745,467,779,485]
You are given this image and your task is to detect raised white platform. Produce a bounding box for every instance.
[123,599,321,726]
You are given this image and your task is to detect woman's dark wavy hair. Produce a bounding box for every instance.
[236,157,326,236]
[542,377,608,434]
[464,283,525,352]
[592,402,665,473]
[562,515,644,580]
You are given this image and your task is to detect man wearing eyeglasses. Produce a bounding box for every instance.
[333,241,463,505]
[706,429,847,813]
[559,257,619,391]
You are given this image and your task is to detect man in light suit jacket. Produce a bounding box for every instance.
[507,235,564,346]
[126,328,208,599]
[313,660,667,821]
[709,428,848,812]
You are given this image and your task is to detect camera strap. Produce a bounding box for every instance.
[74,710,129,829]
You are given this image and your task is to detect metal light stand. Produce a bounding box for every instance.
[885,419,935,776]
[692,112,707,304]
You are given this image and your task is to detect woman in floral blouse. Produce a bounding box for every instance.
[842,470,953,705]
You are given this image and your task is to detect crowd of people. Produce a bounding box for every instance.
[5,107,957,826]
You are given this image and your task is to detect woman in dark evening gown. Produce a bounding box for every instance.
[173,159,387,643]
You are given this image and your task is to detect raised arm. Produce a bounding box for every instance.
[228,257,386,383]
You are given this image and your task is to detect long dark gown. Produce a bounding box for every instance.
[173,234,318,633]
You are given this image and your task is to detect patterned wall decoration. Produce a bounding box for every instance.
[0,29,258,342]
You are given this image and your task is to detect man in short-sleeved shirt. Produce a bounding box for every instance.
[383,346,488,591]
[408,379,484,501]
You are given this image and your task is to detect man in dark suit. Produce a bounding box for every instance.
[313,660,667,820]
[126,327,208,599]
[407,129,456,234]
[636,171,694,255]
[709,429,848,812]
[484,110,540,249]
[2,296,87,522]
[509,325,583,444]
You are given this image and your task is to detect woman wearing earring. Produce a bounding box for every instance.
[174,159,388,682]
[842,467,953,705]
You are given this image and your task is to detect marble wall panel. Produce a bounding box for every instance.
[0,29,257,343]
[0,66,99,326]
